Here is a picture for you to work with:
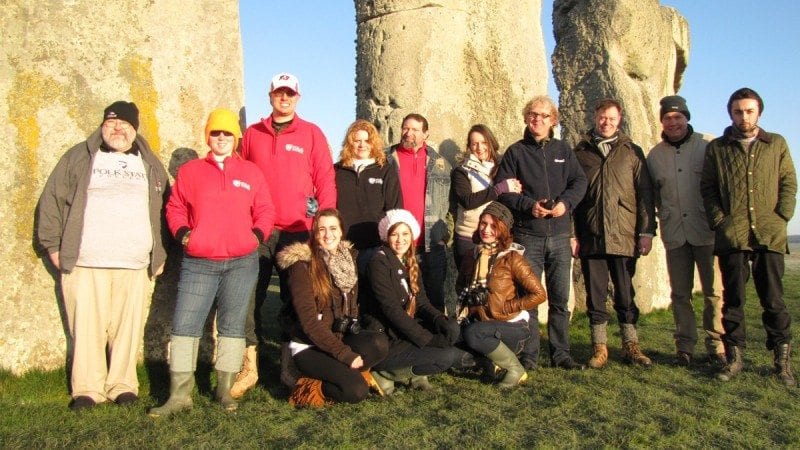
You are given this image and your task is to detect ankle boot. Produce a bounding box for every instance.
[588,344,608,369]
[230,345,258,399]
[486,342,527,389]
[216,371,238,411]
[288,377,326,407]
[717,345,744,382]
[386,367,436,391]
[148,372,195,418]
[774,343,796,387]
[371,370,396,395]
[622,341,652,367]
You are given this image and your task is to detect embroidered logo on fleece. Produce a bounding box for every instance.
[554,158,565,163]
[368,177,383,184]
[232,179,251,191]
[285,144,304,154]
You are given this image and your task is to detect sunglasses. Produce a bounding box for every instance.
[209,130,234,137]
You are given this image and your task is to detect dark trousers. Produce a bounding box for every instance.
[417,243,448,312]
[462,320,531,356]
[515,233,573,365]
[245,229,309,346]
[293,331,388,403]
[374,340,469,375]
[581,255,639,325]
[718,250,791,349]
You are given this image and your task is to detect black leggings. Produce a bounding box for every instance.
[374,340,470,375]
[293,331,388,403]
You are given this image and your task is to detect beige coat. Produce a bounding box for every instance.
[647,131,715,250]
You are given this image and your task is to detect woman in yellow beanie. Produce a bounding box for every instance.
[150,109,276,417]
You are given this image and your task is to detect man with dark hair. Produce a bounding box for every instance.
[647,95,725,367]
[701,87,797,386]
[37,101,169,410]
[239,72,337,393]
[572,98,656,369]
[386,113,452,312]
[496,95,587,370]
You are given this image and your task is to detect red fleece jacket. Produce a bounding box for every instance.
[167,153,275,260]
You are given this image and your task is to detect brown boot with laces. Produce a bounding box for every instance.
[622,341,652,367]
[587,344,608,369]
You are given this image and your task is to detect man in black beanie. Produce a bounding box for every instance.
[647,95,725,368]
[36,101,169,410]
[701,87,797,386]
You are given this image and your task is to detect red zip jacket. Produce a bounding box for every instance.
[240,114,336,232]
[166,153,275,260]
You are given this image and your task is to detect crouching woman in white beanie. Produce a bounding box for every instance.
[363,209,473,395]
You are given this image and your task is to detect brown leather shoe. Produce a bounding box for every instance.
[675,351,692,367]
[587,344,608,369]
[622,341,652,367]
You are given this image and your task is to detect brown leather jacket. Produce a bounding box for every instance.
[457,244,547,322]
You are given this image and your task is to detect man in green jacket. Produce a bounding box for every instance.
[700,87,797,386]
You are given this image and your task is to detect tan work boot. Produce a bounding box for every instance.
[622,341,652,367]
[587,344,608,369]
[230,345,258,399]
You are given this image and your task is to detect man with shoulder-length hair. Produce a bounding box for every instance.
[495,95,587,370]
[572,98,656,369]
[700,87,797,386]
[647,95,725,367]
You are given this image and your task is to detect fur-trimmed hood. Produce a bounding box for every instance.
[276,240,354,270]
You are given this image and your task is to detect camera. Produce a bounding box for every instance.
[538,198,555,210]
[332,316,361,335]
[458,285,490,307]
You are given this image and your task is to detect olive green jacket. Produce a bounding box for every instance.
[700,126,797,254]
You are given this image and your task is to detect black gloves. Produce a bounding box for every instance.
[434,315,460,345]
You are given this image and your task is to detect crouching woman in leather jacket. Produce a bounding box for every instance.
[277,208,389,406]
[457,202,547,388]
[364,209,471,395]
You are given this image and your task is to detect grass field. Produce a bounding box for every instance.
[2,249,799,448]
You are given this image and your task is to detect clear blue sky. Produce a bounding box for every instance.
[239,1,800,234]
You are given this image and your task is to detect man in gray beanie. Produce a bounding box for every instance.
[646,95,725,368]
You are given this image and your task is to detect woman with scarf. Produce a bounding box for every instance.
[457,201,547,389]
[364,209,470,395]
[451,124,521,268]
[278,208,388,406]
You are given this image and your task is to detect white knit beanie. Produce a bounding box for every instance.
[378,209,421,242]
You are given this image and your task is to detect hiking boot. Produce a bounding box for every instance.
[622,341,652,367]
[587,344,608,369]
[675,351,692,367]
[709,352,727,366]
[774,343,796,387]
[717,345,743,382]
[230,345,258,399]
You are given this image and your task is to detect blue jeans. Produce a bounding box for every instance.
[172,252,259,338]
[514,233,573,365]
[462,320,531,356]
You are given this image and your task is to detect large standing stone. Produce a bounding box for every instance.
[552,0,690,312]
[1,0,244,374]
[355,0,548,161]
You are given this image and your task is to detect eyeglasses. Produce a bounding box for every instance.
[102,119,132,129]
[526,112,551,120]
[209,130,234,137]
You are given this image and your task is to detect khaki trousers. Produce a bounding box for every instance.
[62,266,150,402]
[665,243,724,355]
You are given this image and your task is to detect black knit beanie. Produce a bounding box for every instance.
[102,101,139,130]
[659,95,690,121]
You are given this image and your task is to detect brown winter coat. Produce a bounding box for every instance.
[277,241,360,365]
[457,244,547,322]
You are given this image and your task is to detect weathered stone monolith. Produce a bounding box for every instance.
[552,0,690,312]
[1,0,244,374]
[355,0,548,162]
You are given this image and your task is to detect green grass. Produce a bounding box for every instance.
[3,256,800,449]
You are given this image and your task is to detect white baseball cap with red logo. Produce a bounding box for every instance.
[269,73,301,95]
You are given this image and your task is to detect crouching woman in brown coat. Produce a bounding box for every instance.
[277,208,389,406]
[458,202,547,388]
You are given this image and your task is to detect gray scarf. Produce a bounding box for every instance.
[322,244,357,293]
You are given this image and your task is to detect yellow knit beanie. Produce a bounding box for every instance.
[204,108,242,147]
